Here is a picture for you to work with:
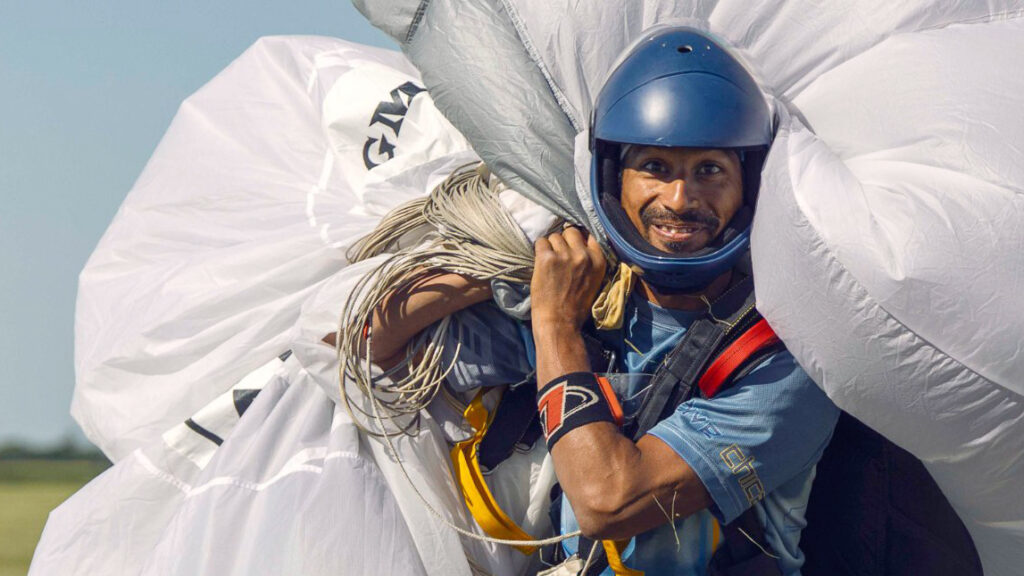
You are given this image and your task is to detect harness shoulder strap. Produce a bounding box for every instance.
[698,318,780,398]
[628,317,725,441]
[628,275,758,441]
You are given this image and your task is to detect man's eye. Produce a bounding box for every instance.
[640,160,666,174]
[697,163,723,176]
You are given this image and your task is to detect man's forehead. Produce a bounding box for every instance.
[624,145,739,163]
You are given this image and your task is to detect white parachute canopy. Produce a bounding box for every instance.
[356,1,1024,574]
[52,37,537,576]
[73,36,476,460]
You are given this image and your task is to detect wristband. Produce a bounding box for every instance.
[536,372,624,449]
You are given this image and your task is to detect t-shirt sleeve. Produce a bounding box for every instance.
[646,351,839,523]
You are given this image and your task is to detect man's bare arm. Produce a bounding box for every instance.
[531,227,712,540]
[323,272,492,368]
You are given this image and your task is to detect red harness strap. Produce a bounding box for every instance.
[698,318,780,399]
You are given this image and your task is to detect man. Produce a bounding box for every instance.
[366,27,837,575]
[526,27,836,575]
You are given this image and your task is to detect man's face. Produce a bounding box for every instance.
[620,146,744,254]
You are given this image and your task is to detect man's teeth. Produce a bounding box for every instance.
[655,224,701,234]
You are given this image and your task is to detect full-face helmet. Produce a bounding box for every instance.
[591,26,773,292]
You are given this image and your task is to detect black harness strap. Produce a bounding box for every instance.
[628,275,757,442]
[628,316,725,441]
[478,382,540,472]
[709,509,783,576]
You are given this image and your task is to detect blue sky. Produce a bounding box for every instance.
[0,1,395,447]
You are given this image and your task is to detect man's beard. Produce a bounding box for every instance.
[639,205,721,254]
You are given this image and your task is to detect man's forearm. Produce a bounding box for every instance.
[324,272,492,366]
[532,321,591,386]
[370,273,491,362]
[533,321,711,540]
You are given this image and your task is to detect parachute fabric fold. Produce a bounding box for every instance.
[52,35,566,576]
[751,20,1024,576]
[353,0,584,222]
[73,36,475,460]
[35,355,434,576]
[355,2,1024,573]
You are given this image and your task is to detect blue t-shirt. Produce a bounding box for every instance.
[559,294,839,575]
[443,296,839,575]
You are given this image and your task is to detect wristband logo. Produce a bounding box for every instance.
[537,383,601,440]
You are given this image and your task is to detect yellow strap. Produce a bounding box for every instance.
[591,263,638,331]
[602,539,645,576]
[450,391,537,555]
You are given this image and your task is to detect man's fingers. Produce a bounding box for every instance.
[562,227,595,270]
[546,231,569,255]
[561,226,587,250]
[585,233,607,271]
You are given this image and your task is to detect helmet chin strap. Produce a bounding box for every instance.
[638,267,733,297]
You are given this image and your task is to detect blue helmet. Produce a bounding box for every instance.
[591,26,773,293]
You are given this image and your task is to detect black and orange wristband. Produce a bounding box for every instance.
[536,372,624,449]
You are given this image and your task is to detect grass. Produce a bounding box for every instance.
[0,460,108,576]
[0,460,108,485]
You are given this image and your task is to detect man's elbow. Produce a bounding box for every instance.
[570,486,636,541]
[576,512,629,541]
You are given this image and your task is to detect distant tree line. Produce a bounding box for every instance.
[0,436,109,463]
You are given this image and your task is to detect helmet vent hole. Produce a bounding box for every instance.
[677,45,693,54]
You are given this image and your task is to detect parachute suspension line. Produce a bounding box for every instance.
[580,540,600,574]
[336,163,537,437]
[333,163,580,551]
[347,197,430,263]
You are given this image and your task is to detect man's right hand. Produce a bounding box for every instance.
[530,226,607,391]
[530,226,607,331]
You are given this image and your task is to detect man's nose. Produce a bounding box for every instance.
[660,178,691,212]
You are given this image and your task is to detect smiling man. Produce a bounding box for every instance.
[526,27,839,575]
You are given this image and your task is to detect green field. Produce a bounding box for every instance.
[0,460,108,576]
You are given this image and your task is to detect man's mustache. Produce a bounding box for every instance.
[640,206,720,231]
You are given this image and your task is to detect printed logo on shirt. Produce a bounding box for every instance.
[680,404,722,439]
[720,444,765,505]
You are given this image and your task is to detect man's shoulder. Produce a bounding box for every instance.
[729,346,817,395]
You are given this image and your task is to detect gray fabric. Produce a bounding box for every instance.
[406,0,582,222]
[354,0,583,222]
[490,279,531,321]
[351,0,427,43]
